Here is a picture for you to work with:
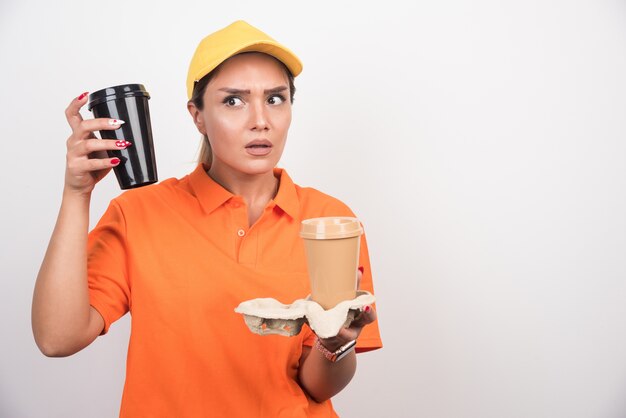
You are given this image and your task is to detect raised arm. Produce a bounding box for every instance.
[31,93,129,357]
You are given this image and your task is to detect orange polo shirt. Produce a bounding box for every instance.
[87,164,382,417]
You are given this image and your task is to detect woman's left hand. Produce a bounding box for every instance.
[317,269,377,351]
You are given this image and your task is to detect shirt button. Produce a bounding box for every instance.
[232,202,241,208]
[237,229,246,237]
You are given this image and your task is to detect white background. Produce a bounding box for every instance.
[2,1,626,417]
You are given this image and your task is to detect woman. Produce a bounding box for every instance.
[32,20,382,417]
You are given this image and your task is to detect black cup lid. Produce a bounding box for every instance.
[87,84,150,111]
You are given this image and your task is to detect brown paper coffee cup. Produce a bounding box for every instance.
[300,217,363,310]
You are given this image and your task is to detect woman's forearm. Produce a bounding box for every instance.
[32,189,103,357]
[297,345,357,402]
[297,306,376,402]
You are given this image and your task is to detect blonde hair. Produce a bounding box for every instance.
[197,134,212,166]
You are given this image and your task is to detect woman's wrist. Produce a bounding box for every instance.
[316,337,343,353]
[314,337,357,362]
[62,186,93,202]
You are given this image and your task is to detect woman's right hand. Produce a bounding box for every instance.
[63,92,131,196]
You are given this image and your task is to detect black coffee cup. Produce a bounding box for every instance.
[87,84,158,189]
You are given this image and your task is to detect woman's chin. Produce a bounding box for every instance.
[210,153,282,177]
[242,154,283,173]
[222,160,279,177]
[243,161,279,175]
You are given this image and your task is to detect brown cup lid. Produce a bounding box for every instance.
[299,217,363,240]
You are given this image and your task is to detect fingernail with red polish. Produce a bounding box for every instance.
[364,305,371,313]
[358,266,364,274]
[111,158,121,165]
[108,119,126,126]
[77,92,88,100]
[115,141,127,148]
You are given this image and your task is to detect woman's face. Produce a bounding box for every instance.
[190,52,292,176]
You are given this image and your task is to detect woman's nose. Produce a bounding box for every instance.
[250,101,269,131]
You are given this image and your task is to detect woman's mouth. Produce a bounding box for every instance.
[245,139,273,156]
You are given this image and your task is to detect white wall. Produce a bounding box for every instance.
[2,1,626,417]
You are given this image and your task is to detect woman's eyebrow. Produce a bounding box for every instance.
[218,86,288,95]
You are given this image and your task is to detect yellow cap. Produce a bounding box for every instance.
[186,20,303,99]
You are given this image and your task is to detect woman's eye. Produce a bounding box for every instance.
[268,95,286,105]
[224,96,243,106]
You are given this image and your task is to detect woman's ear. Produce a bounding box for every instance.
[187,101,205,134]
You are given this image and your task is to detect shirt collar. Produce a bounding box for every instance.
[188,164,300,219]
[272,168,300,219]
[188,164,233,215]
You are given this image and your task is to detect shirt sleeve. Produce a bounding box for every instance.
[87,199,131,334]
[354,230,383,353]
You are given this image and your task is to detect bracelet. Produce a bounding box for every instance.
[314,338,357,363]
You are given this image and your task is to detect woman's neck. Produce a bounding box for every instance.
[207,163,279,224]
